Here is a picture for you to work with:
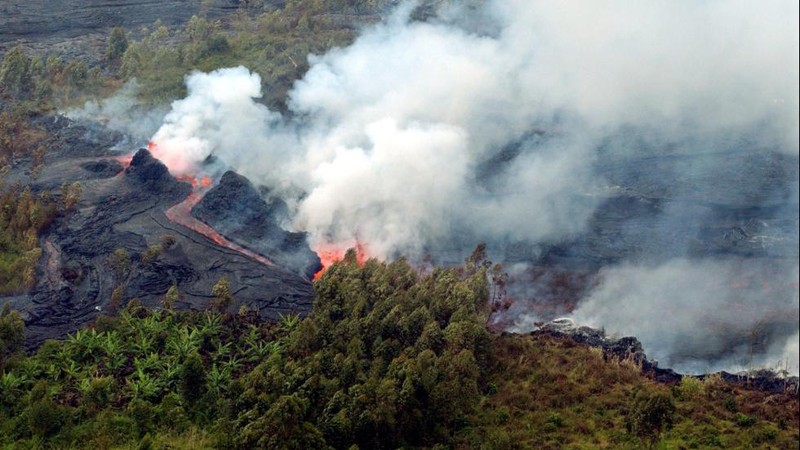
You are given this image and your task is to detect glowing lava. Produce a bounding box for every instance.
[148,141,197,175]
[116,154,133,170]
[313,241,369,280]
[141,141,276,269]
[165,182,275,267]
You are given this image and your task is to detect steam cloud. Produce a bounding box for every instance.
[141,0,799,373]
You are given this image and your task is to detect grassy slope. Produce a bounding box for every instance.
[458,333,798,449]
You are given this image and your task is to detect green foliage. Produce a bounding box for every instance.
[107,27,130,64]
[211,276,234,312]
[0,303,24,366]
[625,390,676,445]
[0,256,797,448]
[141,244,163,266]
[62,180,82,209]
[734,413,756,427]
[0,46,33,98]
[0,181,58,294]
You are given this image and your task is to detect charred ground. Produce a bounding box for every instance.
[4,117,317,346]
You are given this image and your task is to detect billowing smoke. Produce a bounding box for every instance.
[571,259,799,374]
[144,0,798,373]
[66,80,168,144]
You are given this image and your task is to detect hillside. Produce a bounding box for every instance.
[1,255,797,449]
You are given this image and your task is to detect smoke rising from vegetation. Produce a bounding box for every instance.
[572,259,800,375]
[145,0,798,373]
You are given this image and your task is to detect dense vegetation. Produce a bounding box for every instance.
[1,252,797,449]
[1,0,387,113]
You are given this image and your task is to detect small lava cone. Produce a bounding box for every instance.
[124,148,179,191]
[192,171,322,279]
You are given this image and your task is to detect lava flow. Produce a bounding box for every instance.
[312,241,369,280]
[142,141,276,268]
[165,177,275,267]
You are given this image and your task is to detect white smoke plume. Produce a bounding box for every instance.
[144,0,799,372]
[571,259,799,375]
[65,80,168,143]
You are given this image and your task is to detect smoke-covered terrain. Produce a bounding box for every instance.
[67,0,799,374]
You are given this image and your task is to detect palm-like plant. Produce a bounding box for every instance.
[0,371,28,405]
[19,358,43,381]
[213,340,233,362]
[138,314,167,336]
[160,362,182,389]
[278,312,301,334]
[223,355,244,375]
[128,367,162,401]
[60,360,81,382]
[100,331,127,374]
[65,329,89,358]
[133,352,164,374]
[166,327,201,361]
[200,311,223,338]
[246,340,279,363]
[206,363,231,397]
[132,334,156,355]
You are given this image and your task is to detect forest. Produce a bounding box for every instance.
[1,251,798,449]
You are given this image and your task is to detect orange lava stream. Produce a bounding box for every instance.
[116,154,133,171]
[313,241,368,280]
[165,182,275,268]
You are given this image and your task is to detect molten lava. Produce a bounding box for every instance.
[147,141,197,175]
[165,182,275,267]
[312,241,369,280]
[140,141,276,269]
[116,154,133,170]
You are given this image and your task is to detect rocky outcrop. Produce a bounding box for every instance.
[192,170,322,279]
[532,319,798,392]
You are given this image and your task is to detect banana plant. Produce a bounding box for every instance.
[128,367,163,401]
[100,331,127,374]
[60,360,81,382]
[0,371,28,406]
[18,358,43,380]
[200,311,223,338]
[246,340,280,363]
[133,352,164,374]
[166,327,201,361]
[278,312,302,334]
[213,340,233,362]
[206,363,231,397]
[160,363,182,389]
[223,355,244,375]
[132,334,156,355]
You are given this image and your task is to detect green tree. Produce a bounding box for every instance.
[106,27,129,63]
[626,391,676,447]
[0,303,24,366]
[211,276,234,312]
[0,46,32,98]
[179,352,206,403]
[162,285,179,311]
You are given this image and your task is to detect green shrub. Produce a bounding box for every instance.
[735,413,756,427]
